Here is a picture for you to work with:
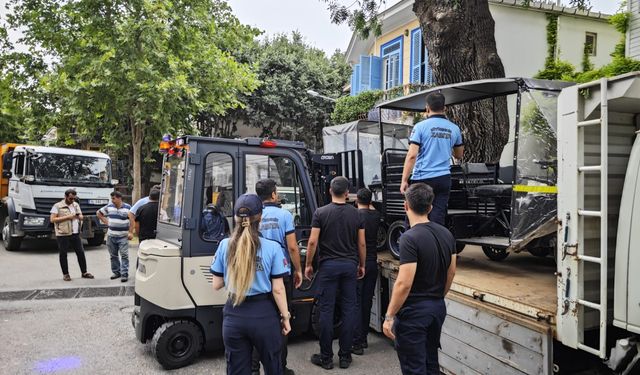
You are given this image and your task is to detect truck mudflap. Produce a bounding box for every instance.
[441,293,553,375]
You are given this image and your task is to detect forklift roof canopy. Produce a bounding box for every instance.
[376,78,574,112]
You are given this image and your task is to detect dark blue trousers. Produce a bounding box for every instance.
[394,298,447,375]
[222,296,283,375]
[410,174,451,226]
[317,259,358,360]
[354,258,378,346]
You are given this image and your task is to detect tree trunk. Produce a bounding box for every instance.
[131,120,143,203]
[413,0,509,163]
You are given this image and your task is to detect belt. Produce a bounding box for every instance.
[228,292,272,302]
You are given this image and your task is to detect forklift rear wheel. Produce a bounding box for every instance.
[2,216,22,251]
[456,243,466,254]
[482,246,509,261]
[311,298,342,339]
[376,222,388,252]
[387,221,406,259]
[151,320,203,370]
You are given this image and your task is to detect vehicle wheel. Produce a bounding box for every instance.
[376,222,388,252]
[482,246,509,261]
[528,247,551,258]
[387,220,406,259]
[86,232,105,247]
[2,216,22,251]
[311,298,342,339]
[456,243,465,254]
[151,320,203,370]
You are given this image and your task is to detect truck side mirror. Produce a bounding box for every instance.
[2,170,11,179]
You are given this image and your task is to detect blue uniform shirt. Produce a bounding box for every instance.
[210,237,289,296]
[409,115,464,180]
[130,196,150,216]
[260,203,295,274]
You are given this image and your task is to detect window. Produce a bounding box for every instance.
[585,32,597,56]
[200,153,233,242]
[380,37,403,90]
[14,153,25,176]
[410,28,435,85]
[245,154,310,226]
[159,156,186,226]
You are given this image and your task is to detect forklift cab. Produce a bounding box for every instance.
[134,136,323,369]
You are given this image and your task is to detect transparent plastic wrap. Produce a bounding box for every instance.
[510,90,559,243]
[322,120,411,187]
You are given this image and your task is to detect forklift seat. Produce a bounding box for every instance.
[474,184,513,198]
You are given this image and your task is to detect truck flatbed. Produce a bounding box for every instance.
[378,245,557,326]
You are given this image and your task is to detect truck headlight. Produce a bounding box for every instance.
[23,216,45,226]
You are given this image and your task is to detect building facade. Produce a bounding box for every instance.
[346,0,619,96]
[628,0,640,59]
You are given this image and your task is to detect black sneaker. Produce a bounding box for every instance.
[311,354,333,370]
[339,355,352,369]
[362,341,368,349]
[283,368,295,375]
[121,275,128,282]
[351,344,364,355]
[110,273,121,280]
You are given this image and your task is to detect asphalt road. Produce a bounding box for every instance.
[0,240,402,374]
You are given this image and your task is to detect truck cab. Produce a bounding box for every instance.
[134,136,327,369]
[1,144,114,250]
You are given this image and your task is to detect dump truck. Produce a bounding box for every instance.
[133,73,639,374]
[1,144,115,250]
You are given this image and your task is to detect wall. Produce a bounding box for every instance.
[629,0,640,59]
[557,15,618,69]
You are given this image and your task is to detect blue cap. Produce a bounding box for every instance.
[234,194,263,218]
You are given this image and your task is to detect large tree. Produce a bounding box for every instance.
[325,0,511,162]
[201,33,351,151]
[6,0,259,200]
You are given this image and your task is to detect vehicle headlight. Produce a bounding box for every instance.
[89,199,109,205]
[23,216,46,226]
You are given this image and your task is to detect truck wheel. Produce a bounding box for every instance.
[311,298,342,339]
[456,243,466,254]
[86,233,105,247]
[482,246,509,261]
[2,216,22,251]
[387,220,406,259]
[376,223,388,252]
[151,320,203,370]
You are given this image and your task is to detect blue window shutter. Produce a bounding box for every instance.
[350,68,357,96]
[410,29,422,84]
[354,64,362,95]
[370,56,382,90]
[424,47,435,85]
[360,55,371,92]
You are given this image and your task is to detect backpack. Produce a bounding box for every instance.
[200,206,228,242]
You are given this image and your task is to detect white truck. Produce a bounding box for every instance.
[1,144,115,250]
[365,73,640,374]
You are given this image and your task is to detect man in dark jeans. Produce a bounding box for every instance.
[134,187,159,242]
[400,92,464,225]
[49,189,94,281]
[352,188,381,355]
[383,183,457,374]
[304,176,365,370]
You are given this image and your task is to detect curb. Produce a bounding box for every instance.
[0,286,135,301]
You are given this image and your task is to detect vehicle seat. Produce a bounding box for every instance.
[474,184,513,198]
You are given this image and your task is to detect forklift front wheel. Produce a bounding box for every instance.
[387,221,406,259]
[376,222,388,252]
[482,246,509,261]
[151,320,203,370]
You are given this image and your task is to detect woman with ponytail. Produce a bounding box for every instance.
[211,193,291,375]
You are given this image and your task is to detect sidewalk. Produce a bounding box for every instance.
[0,238,138,296]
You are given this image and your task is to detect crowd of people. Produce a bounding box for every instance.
[212,92,462,375]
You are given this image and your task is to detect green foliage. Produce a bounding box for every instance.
[543,14,559,70]
[203,32,351,149]
[331,90,383,125]
[581,43,594,72]
[568,0,591,10]
[535,60,575,80]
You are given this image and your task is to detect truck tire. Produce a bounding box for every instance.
[311,298,342,340]
[376,222,388,252]
[2,215,22,251]
[482,246,509,261]
[387,220,406,259]
[86,232,105,247]
[151,320,203,370]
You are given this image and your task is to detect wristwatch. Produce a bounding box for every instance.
[384,314,395,322]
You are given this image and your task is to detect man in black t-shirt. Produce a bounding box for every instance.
[352,188,381,355]
[304,176,366,370]
[383,183,457,375]
[134,188,159,242]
